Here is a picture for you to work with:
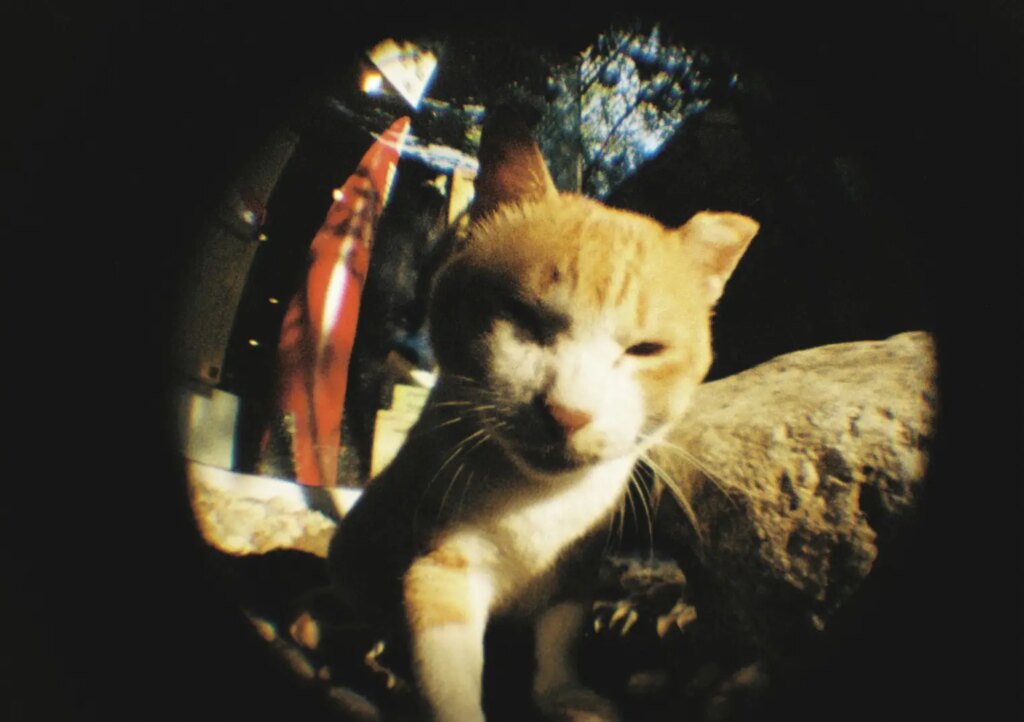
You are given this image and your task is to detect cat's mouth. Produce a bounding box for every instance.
[493,430,632,478]
[481,404,640,477]
[518,443,593,474]
[485,423,591,474]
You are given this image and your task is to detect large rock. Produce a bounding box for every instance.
[186,331,937,649]
[648,331,937,650]
[184,331,939,719]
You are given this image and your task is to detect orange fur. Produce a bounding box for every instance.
[405,549,473,631]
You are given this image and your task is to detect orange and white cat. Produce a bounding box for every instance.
[328,117,758,722]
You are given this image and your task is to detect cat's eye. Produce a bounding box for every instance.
[497,296,546,340]
[625,341,667,357]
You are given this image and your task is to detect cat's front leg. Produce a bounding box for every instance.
[533,600,620,722]
[404,545,494,722]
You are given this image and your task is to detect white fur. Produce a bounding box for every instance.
[411,383,654,719]
[489,321,646,462]
[409,567,494,722]
[438,454,634,613]
[413,457,631,721]
[547,332,643,459]
[489,319,548,393]
[414,623,488,722]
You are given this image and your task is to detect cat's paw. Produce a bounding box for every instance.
[654,599,698,639]
[592,599,640,636]
[536,685,621,722]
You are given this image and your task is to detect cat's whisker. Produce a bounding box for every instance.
[446,373,490,392]
[615,469,638,553]
[622,471,654,557]
[644,436,734,498]
[640,433,756,507]
[463,427,495,457]
[622,478,639,538]
[433,414,472,430]
[602,517,615,554]
[430,400,477,408]
[412,425,494,533]
[640,451,705,545]
[445,427,490,469]
[421,427,489,504]
[455,468,476,518]
[410,402,498,438]
[437,429,494,523]
[628,467,655,560]
[407,402,503,443]
[614,489,627,547]
[438,461,467,522]
[478,415,511,439]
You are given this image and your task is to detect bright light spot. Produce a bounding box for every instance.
[410,368,437,388]
[241,209,258,225]
[361,70,384,95]
[367,39,437,110]
[383,163,398,204]
[395,133,479,175]
[248,339,260,347]
[268,297,279,305]
[258,232,268,242]
[426,174,448,195]
[332,188,345,202]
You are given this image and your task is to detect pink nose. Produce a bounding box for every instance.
[545,401,592,436]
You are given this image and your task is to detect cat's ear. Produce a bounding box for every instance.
[676,211,760,304]
[471,113,556,221]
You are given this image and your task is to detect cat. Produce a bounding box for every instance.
[326,115,759,722]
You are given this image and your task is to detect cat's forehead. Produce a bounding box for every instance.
[468,195,707,316]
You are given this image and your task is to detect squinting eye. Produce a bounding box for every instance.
[497,296,544,339]
[625,341,667,357]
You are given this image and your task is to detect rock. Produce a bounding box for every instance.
[186,332,937,662]
[187,463,360,557]
[647,331,937,650]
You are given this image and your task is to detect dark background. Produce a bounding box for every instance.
[5,2,1021,720]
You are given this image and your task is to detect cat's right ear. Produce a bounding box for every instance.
[471,113,556,222]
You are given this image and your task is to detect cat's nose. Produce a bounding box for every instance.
[544,400,592,436]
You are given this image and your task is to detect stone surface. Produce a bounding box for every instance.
[647,330,937,649]
[187,463,359,557]
[189,333,937,641]
[188,331,938,719]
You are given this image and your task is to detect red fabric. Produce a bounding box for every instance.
[275,117,410,486]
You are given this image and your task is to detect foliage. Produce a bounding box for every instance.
[574,24,718,198]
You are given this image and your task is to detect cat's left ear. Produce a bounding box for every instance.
[471,113,557,221]
[676,211,760,304]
